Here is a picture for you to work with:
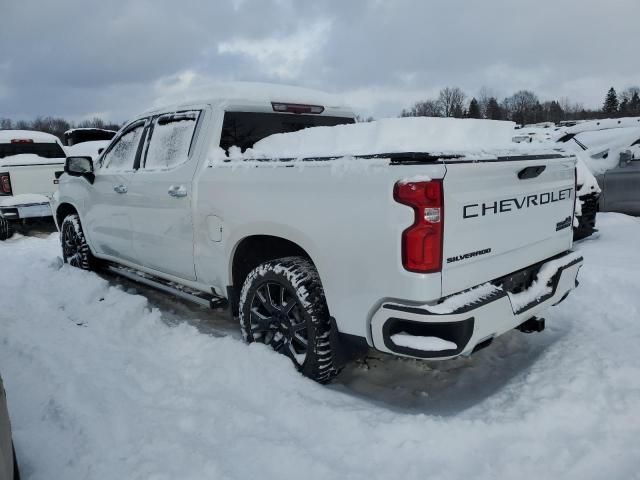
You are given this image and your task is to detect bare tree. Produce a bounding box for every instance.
[438,87,466,118]
[477,86,497,119]
[401,99,443,117]
[503,90,539,125]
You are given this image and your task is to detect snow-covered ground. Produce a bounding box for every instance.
[1,214,639,479]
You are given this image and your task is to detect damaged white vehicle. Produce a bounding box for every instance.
[53,85,583,383]
[0,130,65,240]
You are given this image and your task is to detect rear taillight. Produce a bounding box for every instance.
[0,172,12,196]
[394,179,444,273]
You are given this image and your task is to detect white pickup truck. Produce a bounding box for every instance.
[0,130,66,240]
[53,85,583,383]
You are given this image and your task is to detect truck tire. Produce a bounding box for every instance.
[239,256,339,383]
[0,215,13,241]
[61,214,95,270]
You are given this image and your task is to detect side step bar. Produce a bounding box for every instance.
[106,265,228,310]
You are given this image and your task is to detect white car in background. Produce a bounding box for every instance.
[0,130,66,240]
[64,140,111,161]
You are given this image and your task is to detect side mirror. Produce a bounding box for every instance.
[64,156,95,184]
[619,150,633,168]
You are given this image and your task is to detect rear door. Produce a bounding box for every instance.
[441,156,576,295]
[84,119,147,261]
[126,109,203,280]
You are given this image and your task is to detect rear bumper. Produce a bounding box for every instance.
[0,202,52,220]
[370,251,583,360]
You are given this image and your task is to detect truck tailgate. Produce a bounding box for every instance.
[4,163,63,197]
[441,156,576,296]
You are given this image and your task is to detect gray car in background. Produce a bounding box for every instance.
[0,375,18,480]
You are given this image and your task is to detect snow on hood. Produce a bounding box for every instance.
[565,117,640,135]
[0,153,65,167]
[241,117,562,160]
[65,140,111,160]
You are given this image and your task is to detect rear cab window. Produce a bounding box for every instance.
[219,112,355,153]
[0,142,66,159]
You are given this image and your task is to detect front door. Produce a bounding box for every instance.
[126,110,203,281]
[84,119,147,261]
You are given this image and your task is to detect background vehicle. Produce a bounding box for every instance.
[64,140,112,161]
[53,85,582,383]
[556,121,640,216]
[0,130,65,240]
[0,374,19,480]
[63,128,116,147]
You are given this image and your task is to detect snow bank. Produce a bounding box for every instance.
[1,216,639,479]
[243,117,557,160]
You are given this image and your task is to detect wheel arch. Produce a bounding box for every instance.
[55,202,80,229]
[228,234,317,316]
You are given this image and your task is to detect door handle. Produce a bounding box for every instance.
[168,185,187,198]
[113,184,128,194]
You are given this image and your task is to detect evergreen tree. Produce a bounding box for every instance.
[548,101,564,123]
[467,98,481,118]
[630,92,640,115]
[485,97,503,120]
[603,87,619,114]
[619,98,629,115]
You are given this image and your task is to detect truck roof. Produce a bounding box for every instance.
[144,82,354,118]
[0,130,60,143]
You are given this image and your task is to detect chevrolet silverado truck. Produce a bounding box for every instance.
[0,130,66,240]
[52,85,583,383]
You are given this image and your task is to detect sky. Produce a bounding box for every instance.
[1,0,639,123]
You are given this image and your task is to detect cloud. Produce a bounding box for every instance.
[217,20,332,79]
[1,0,639,121]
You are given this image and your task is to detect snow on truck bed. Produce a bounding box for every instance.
[241,117,562,160]
[1,213,640,479]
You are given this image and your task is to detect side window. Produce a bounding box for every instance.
[101,122,145,170]
[143,111,200,170]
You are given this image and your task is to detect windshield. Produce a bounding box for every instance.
[220,112,354,153]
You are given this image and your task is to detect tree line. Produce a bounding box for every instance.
[400,86,640,125]
[0,117,121,142]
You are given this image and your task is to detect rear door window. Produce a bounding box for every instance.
[142,111,200,170]
[101,121,146,171]
[219,112,354,153]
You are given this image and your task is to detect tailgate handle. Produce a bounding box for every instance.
[518,165,546,180]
